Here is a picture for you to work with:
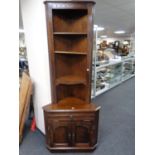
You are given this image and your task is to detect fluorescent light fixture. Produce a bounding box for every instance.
[97,27,104,31]
[94,25,98,28]
[19,29,25,33]
[93,25,104,31]
[114,30,125,34]
[100,35,107,38]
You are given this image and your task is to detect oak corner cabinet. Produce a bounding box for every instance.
[43,0,101,151]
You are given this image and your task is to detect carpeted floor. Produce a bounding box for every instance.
[20,78,135,155]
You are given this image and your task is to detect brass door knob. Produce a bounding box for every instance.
[86,68,90,72]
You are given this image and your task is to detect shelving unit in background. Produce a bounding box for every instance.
[91,28,135,98]
[19,29,29,77]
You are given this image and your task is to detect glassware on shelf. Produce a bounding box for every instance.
[122,60,134,80]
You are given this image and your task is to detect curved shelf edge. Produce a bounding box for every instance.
[56,75,86,85]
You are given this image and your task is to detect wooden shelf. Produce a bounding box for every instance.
[56,75,86,85]
[58,97,86,105]
[53,32,87,35]
[55,51,87,55]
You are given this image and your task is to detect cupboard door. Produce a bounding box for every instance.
[73,120,93,147]
[47,119,72,147]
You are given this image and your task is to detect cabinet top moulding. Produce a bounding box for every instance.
[44,0,95,4]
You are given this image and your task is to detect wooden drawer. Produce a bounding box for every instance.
[45,112,96,122]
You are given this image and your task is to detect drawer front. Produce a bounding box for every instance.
[46,112,96,121]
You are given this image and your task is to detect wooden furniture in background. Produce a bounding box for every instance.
[19,72,32,143]
[43,0,100,151]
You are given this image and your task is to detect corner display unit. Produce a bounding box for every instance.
[43,0,100,151]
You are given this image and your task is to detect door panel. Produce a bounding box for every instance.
[75,125,89,143]
[48,119,71,147]
[73,120,93,146]
[53,126,69,143]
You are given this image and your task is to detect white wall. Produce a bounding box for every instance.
[20,0,51,133]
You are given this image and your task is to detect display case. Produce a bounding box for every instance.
[122,58,135,81]
[91,27,135,98]
[19,30,29,77]
[92,57,135,97]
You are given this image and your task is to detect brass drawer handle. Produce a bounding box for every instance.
[70,115,73,120]
[68,133,71,139]
[68,132,72,144]
[72,132,75,140]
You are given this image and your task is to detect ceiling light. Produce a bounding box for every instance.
[97,27,104,31]
[19,29,25,33]
[93,25,104,31]
[94,25,98,28]
[100,35,107,38]
[114,30,125,34]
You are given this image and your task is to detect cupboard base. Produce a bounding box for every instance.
[46,143,98,151]
[43,103,100,152]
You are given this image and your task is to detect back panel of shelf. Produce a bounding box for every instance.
[56,84,87,103]
[55,54,87,79]
[53,9,88,33]
[54,34,88,53]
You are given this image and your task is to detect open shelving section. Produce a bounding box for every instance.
[46,7,93,104]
